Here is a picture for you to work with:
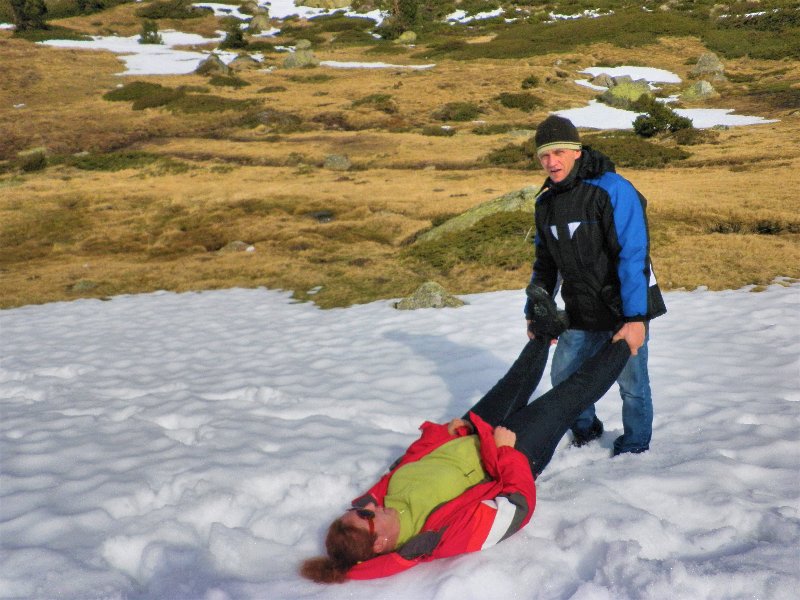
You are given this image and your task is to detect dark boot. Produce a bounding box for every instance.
[570,416,604,448]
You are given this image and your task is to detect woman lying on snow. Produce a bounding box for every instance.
[301,286,632,583]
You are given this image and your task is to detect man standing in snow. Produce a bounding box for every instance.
[525,115,667,455]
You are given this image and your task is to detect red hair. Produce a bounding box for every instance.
[300,518,377,584]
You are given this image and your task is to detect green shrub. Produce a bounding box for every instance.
[582,133,690,168]
[9,0,47,31]
[743,82,800,110]
[330,29,379,46]
[103,81,169,102]
[702,26,800,60]
[17,147,48,172]
[257,109,307,133]
[352,93,398,114]
[219,23,248,50]
[135,0,209,19]
[69,151,157,171]
[406,211,532,272]
[286,73,334,83]
[496,92,543,112]
[166,94,255,114]
[484,140,535,167]
[521,75,539,89]
[209,75,250,88]
[258,85,288,93]
[365,44,409,56]
[472,123,533,135]
[138,19,162,44]
[311,112,356,131]
[13,24,89,41]
[132,87,185,110]
[421,125,456,137]
[432,101,482,122]
[631,95,693,138]
[309,14,377,32]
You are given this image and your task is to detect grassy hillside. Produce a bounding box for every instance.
[1,1,799,308]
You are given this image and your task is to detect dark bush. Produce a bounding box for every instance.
[631,95,693,138]
[521,75,539,89]
[220,23,248,49]
[257,109,307,133]
[312,112,356,131]
[473,123,530,135]
[582,134,690,168]
[309,13,377,32]
[352,94,398,114]
[103,81,168,102]
[209,75,250,88]
[496,92,543,112]
[132,87,184,110]
[484,140,536,167]
[135,0,209,19]
[166,94,255,114]
[258,85,288,93]
[421,126,456,137]
[432,101,482,122]
[406,211,532,272]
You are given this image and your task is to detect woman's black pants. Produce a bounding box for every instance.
[466,337,631,478]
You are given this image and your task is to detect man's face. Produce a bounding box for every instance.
[538,148,582,183]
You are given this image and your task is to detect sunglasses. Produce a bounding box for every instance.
[347,507,375,536]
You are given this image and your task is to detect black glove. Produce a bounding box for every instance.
[525,284,569,338]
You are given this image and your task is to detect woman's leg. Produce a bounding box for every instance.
[465,337,551,427]
[504,340,631,478]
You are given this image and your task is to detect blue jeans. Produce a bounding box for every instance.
[551,328,652,453]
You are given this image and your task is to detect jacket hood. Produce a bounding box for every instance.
[545,146,616,192]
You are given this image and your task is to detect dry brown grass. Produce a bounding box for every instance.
[1,19,799,309]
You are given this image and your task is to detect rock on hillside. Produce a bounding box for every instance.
[415,186,541,243]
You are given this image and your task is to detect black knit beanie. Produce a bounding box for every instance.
[534,115,581,156]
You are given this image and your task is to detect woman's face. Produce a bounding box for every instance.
[341,501,399,543]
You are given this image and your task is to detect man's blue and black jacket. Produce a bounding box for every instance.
[526,147,667,331]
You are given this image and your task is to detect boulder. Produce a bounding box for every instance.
[239,1,265,15]
[218,240,254,253]
[681,80,718,101]
[396,31,417,44]
[416,186,540,243]
[590,73,615,88]
[248,14,272,33]
[229,53,262,71]
[195,53,232,76]
[284,48,319,68]
[323,154,352,171]
[690,52,726,82]
[394,282,465,310]
[599,80,652,109]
